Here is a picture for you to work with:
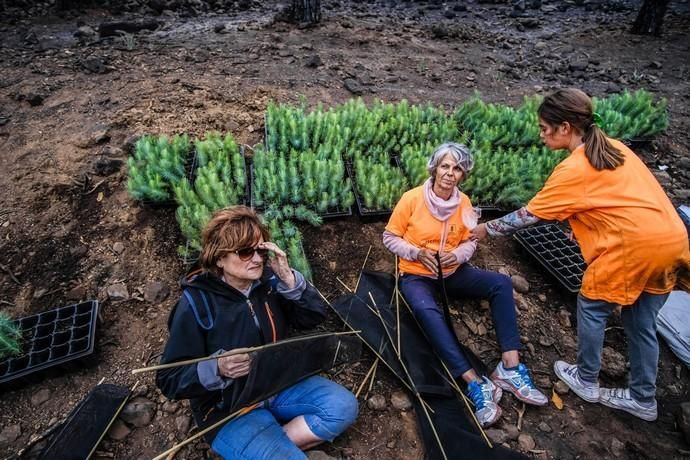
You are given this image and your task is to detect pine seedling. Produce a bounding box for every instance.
[0,312,21,359]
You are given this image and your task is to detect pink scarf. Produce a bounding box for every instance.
[423,178,460,221]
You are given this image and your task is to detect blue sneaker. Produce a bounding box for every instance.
[467,376,502,427]
[491,362,548,406]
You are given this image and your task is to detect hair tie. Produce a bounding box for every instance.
[591,111,603,127]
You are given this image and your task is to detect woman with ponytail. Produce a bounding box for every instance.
[472,88,690,421]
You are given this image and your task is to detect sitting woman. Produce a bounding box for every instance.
[383,143,547,427]
[156,206,358,460]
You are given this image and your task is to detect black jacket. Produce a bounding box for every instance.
[155,268,326,439]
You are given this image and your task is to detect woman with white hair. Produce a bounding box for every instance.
[383,143,547,427]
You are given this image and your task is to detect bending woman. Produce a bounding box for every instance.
[473,88,690,421]
[156,206,358,459]
[383,143,547,428]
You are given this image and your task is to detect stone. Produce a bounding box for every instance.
[81,57,108,74]
[92,156,123,176]
[601,346,627,379]
[536,376,552,389]
[480,300,490,310]
[107,283,129,301]
[31,388,51,406]
[511,275,530,293]
[678,402,690,445]
[557,309,571,328]
[554,381,570,395]
[214,23,227,33]
[75,25,97,39]
[107,419,131,441]
[26,92,45,106]
[390,391,412,411]
[675,189,690,200]
[66,285,86,300]
[120,397,156,427]
[122,134,141,154]
[0,424,21,445]
[304,55,322,68]
[652,170,672,188]
[537,294,547,302]
[486,428,508,444]
[113,242,125,254]
[343,78,364,96]
[518,433,536,451]
[162,401,180,414]
[610,437,625,457]
[504,424,520,441]
[569,60,589,72]
[175,415,191,434]
[367,394,387,411]
[75,123,111,148]
[306,451,336,460]
[537,421,552,433]
[144,281,170,304]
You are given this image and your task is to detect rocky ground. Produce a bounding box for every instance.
[0,0,689,459]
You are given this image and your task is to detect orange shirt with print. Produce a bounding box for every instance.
[386,186,473,277]
[527,139,690,305]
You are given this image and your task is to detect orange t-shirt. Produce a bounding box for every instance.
[386,186,473,276]
[527,139,690,305]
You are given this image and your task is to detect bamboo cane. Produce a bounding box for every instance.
[365,359,378,399]
[152,403,260,460]
[397,290,493,448]
[131,331,360,375]
[354,245,373,293]
[355,358,379,398]
[368,295,446,460]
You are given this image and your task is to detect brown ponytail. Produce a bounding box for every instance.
[538,88,624,171]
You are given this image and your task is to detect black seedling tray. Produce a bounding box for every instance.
[140,150,197,209]
[38,383,130,460]
[249,162,352,219]
[0,301,100,392]
[514,224,586,293]
[346,162,394,221]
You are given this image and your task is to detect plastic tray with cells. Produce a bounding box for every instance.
[513,224,587,293]
[0,301,100,392]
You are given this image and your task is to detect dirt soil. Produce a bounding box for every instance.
[0,0,689,459]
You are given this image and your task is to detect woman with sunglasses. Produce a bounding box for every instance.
[156,206,358,459]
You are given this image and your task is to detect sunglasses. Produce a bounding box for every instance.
[233,247,270,261]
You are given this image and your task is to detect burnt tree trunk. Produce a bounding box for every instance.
[290,0,321,24]
[631,0,670,36]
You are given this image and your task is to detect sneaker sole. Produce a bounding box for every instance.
[553,365,599,403]
[480,404,503,428]
[491,378,548,406]
[598,398,657,421]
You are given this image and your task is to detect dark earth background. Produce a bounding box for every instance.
[0,0,689,459]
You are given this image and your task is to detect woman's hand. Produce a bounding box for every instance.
[418,249,441,275]
[218,353,252,379]
[258,241,296,288]
[471,223,489,241]
[438,252,456,268]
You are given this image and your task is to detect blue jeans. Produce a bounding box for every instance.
[211,376,358,460]
[576,292,669,404]
[400,264,521,378]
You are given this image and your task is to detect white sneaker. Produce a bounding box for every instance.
[467,376,503,428]
[599,387,658,421]
[491,362,548,406]
[553,361,600,403]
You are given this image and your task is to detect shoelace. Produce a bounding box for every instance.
[609,388,630,400]
[516,365,537,390]
[467,382,487,410]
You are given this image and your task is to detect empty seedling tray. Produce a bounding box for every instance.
[514,224,586,293]
[0,301,99,392]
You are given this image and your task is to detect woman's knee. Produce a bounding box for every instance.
[306,381,359,440]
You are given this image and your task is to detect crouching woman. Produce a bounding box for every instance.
[156,206,358,459]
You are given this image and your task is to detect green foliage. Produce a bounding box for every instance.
[353,152,409,210]
[0,313,21,359]
[462,143,567,207]
[263,217,312,281]
[174,132,246,253]
[594,89,668,139]
[455,94,542,148]
[127,134,191,201]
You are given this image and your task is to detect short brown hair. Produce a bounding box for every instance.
[199,206,270,274]
[539,88,624,170]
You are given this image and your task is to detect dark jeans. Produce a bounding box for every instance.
[400,264,521,378]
